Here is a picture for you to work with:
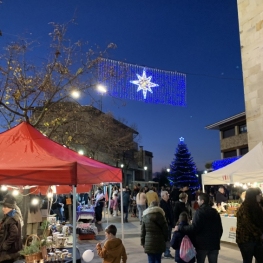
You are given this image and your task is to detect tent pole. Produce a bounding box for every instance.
[107,185,112,225]
[120,182,124,242]
[72,185,77,263]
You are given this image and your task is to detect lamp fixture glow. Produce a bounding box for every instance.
[144,166,147,171]
[31,198,39,205]
[78,150,84,155]
[97,85,107,93]
[71,90,80,99]
[12,189,19,196]
[1,185,7,191]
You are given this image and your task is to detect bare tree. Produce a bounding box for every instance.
[0,20,116,129]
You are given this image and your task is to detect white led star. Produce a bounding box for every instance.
[130,69,159,99]
[179,137,184,142]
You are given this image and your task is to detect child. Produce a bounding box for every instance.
[96,224,127,263]
[171,212,195,263]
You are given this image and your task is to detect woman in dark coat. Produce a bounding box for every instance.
[141,201,168,263]
[0,194,22,263]
[236,187,263,263]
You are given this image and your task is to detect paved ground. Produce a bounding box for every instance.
[77,213,244,263]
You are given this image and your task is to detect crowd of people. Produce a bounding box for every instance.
[0,184,263,263]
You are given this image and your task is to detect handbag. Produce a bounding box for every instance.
[179,235,196,262]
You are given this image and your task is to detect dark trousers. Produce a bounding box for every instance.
[238,241,263,263]
[196,249,219,263]
[123,205,128,221]
[147,253,162,263]
[95,205,103,221]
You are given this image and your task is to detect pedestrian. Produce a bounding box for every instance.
[215,186,228,205]
[160,191,174,259]
[174,193,192,225]
[171,212,196,263]
[121,188,130,223]
[0,194,23,263]
[96,224,127,263]
[95,188,105,224]
[141,201,169,263]
[145,187,159,207]
[136,188,147,225]
[175,193,222,263]
[236,187,263,263]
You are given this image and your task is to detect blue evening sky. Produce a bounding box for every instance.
[0,0,244,173]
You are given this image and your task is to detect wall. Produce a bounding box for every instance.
[237,0,263,149]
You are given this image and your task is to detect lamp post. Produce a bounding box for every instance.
[144,166,147,181]
[97,85,107,111]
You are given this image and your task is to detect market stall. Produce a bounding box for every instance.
[0,122,123,262]
[202,142,263,243]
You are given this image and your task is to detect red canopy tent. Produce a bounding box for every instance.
[0,122,122,185]
[0,122,123,261]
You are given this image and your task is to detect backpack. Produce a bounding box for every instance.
[179,235,196,262]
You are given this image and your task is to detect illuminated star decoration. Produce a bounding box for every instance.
[130,68,159,99]
[179,137,184,142]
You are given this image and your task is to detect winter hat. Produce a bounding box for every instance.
[3,194,16,209]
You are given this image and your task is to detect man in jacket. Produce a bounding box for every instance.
[141,201,168,263]
[176,193,223,263]
[121,189,131,223]
[160,191,174,259]
[0,194,22,263]
[173,192,192,225]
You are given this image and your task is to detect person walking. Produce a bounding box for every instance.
[0,194,23,263]
[236,187,263,263]
[145,187,159,207]
[160,191,174,259]
[141,201,168,263]
[136,188,147,225]
[121,188,130,223]
[171,212,196,263]
[94,188,105,224]
[175,193,222,263]
[174,192,192,225]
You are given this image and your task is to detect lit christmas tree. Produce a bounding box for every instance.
[168,137,199,190]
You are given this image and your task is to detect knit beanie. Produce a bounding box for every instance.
[3,194,16,209]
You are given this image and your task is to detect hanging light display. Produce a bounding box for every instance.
[97,58,186,106]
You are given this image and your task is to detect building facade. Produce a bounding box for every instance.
[237,0,263,150]
[205,112,248,159]
[31,102,153,186]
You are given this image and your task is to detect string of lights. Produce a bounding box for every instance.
[98,58,186,106]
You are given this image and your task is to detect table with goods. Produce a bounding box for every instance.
[214,202,240,244]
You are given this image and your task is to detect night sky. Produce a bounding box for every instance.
[0,0,245,173]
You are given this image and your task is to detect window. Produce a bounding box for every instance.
[239,124,247,134]
[223,150,237,158]
[222,127,235,138]
[240,147,248,155]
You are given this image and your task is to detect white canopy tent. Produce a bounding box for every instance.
[202,142,263,188]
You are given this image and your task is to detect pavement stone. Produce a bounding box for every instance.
[77,213,243,263]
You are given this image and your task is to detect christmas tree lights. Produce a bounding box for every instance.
[168,138,199,190]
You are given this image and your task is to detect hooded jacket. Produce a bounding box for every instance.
[141,206,168,254]
[0,210,22,262]
[97,237,127,263]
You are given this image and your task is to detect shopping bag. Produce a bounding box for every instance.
[179,235,196,262]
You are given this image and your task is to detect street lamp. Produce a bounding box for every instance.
[71,90,80,99]
[97,85,107,111]
[144,166,147,181]
[166,168,170,173]
[78,150,84,155]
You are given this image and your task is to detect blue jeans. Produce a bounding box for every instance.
[137,204,146,221]
[238,241,263,263]
[196,249,218,263]
[147,253,162,263]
